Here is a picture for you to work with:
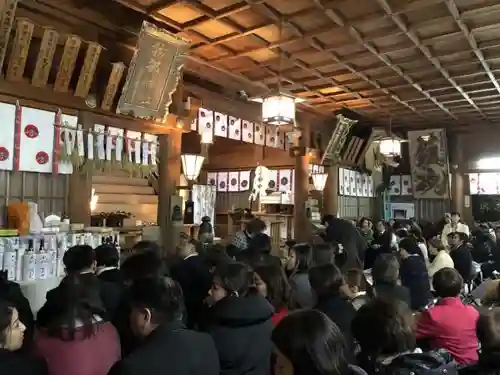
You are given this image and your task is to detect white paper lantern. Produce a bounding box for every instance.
[262,94,295,126]
[379,138,402,157]
[312,173,328,191]
[181,154,204,181]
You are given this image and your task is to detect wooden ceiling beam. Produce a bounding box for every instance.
[148,0,181,13]
[375,0,487,120]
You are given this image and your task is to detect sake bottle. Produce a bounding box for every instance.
[46,236,57,279]
[36,238,48,280]
[22,239,36,282]
[15,238,25,282]
[0,239,5,274]
[3,238,17,281]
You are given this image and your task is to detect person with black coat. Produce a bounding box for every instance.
[460,308,500,375]
[309,263,357,355]
[371,253,411,307]
[171,242,212,329]
[206,262,273,375]
[108,277,219,375]
[448,232,474,283]
[95,244,123,287]
[0,299,47,375]
[235,233,281,269]
[37,245,121,328]
[325,216,367,270]
[398,238,433,311]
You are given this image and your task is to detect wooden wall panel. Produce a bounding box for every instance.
[390,196,450,222]
[0,171,68,226]
[338,196,376,219]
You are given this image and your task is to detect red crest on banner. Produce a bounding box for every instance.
[24,124,39,138]
[0,147,9,161]
[36,151,49,164]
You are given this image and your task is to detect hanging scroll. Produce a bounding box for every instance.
[228,116,241,140]
[116,21,190,120]
[254,123,265,145]
[389,175,401,196]
[321,114,358,165]
[266,126,278,148]
[207,172,217,186]
[242,121,254,143]
[214,112,228,138]
[239,170,251,191]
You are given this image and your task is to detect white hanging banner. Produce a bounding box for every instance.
[401,175,413,196]
[339,168,345,195]
[126,130,142,164]
[228,116,241,140]
[86,127,93,160]
[389,175,402,195]
[278,131,286,150]
[108,127,124,162]
[290,169,295,195]
[239,170,251,191]
[217,171,228,192]
[94,124,106,162]
[198,108,213,144]
[361,174,368,197]
[250,165,270,201]
[0,103,16,171]
[143,134,157,165]
[267,169,278,191]
[19,107,55,173]
[265,125,278,148]
[469,173,479,195]
[368,175,374,197]
[228,171,239,192]
[242,120,254,143]
[279,169,292,192]
[59,114,78,174]
[214,112,228,138]
[207,172,217,186]
[190,115,198,131]
[254,123,265,145]
[345,170,353,196]
[356,172,363,196]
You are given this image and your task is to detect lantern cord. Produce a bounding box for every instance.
[277,18,284,93]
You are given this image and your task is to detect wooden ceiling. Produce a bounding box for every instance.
[105,0,500,131]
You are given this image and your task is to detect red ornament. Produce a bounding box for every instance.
[24,124,39,139]
[35,151,49,165]
[0,146,9,161]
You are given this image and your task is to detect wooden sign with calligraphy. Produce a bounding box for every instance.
[54,35,82,93]
[75,42,103,98]
[101,62,125,111]
[32,27,59,87]
[116,21,190,121]
[6,18,34,82]
[0,0,18,72]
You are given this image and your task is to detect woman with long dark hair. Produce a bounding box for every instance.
[206,262,273,375]
[33,274,120,375]
[272,309,365,375]
[254,264,290,325]
[0,299,47,375]
[286,243,314,308]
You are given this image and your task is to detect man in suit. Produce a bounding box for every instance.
[95,244,123,287]
[37,245,121,328]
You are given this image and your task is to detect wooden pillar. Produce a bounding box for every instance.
[323,165,339,216]
[449,134,465,215]
[67,111,92,225]
[294,122,311,242]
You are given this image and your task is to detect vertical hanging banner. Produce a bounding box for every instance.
[361,174,368,197]
[0,102,16,171]
[228,116,241,140]
[389,175,401,196]
[469,173,479,195]
[58,113,78,175]
[279,169,292,192]
[0,0,18,72]
[267,169,278,191]
[217,171,228,192]
[207,172,217,186]
[18,107,55,173]
[401,175,413,196]
[265,125,278,148]
[254,123,265,145]
[143,134,157,166]
[214,112,228,138]
[74,42,103,98]
[116,21,190,120]
[339,168,345,195]
[198,108,213,144]
[228,171,239,192]
[101,62,126,111]
[345,170,353,196]
[368,175,374,197]
[356,172,362,196]
[6,18,34,82]
[278,131,286,150]
[126,130,142,165]
[242,120,254,143]
[239,170,251,191]
[408,128,450,199]
[107,127,124,163]
[32,27,59,88]
[54,35,82,92]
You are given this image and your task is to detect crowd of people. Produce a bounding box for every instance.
[3,212,500,375]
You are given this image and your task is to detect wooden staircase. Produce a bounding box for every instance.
[92,174,158,223]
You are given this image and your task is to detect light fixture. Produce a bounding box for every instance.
[181,153,204,181]
[379,138,402,158]
[90,188,99,212]
[250,18,304,127]
[312,172,328,191]
[477,157,500,170]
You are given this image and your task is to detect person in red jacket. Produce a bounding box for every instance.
[416,267,479,364]
[33,274,120,375]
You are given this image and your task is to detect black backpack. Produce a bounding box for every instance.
[376,349,457,375]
